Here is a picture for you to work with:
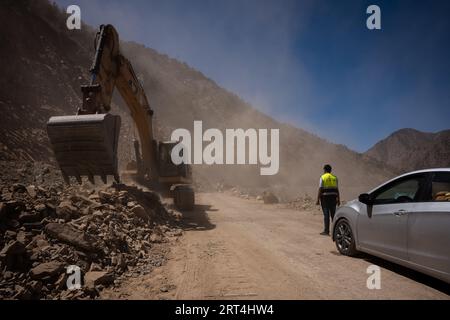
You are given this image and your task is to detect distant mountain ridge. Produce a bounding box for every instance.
[364,128,450,173]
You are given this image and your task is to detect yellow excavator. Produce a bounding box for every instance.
[46,24,194,210]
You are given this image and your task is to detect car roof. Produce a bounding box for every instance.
[398,168,450,175]
[369,168,450,194]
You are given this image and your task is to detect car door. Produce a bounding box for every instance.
[407,171,450,279]
[357,173,427,261]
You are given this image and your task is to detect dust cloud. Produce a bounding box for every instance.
[111,41,393,202]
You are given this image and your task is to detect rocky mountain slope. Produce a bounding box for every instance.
[365,128,450,173]
[0,0,394,200]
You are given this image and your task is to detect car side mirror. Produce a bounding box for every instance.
[358,193,373,205]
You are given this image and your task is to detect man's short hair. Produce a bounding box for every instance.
[324,164,332,173]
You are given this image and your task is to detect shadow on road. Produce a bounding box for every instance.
[179,204,216,231]
[331,250,450,296]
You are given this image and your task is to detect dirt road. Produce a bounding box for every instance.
[102,193,450,300]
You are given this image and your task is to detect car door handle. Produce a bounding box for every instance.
[393,209,408,216]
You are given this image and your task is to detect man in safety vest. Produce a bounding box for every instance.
[316,164,340,236]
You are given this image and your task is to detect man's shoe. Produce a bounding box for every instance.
[320,231,329,236]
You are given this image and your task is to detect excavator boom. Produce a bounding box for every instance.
[47,24,156,183]
[46,24,195,210]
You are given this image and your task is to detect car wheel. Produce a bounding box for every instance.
[334,219,358,256]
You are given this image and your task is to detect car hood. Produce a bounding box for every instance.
[339,198,363,212]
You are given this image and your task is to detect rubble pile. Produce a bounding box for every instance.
[226,186,283,204]
[0,161,63,190]
[0,161,182,299]
[285,194,316,211]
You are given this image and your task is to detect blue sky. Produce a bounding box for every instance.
[55,0,450,152]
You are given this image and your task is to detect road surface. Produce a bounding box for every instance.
[102,192,450,299]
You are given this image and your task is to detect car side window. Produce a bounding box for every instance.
[431,172,450,202]
[372,176,424,204]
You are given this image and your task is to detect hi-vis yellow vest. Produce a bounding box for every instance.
[321,173,337,189]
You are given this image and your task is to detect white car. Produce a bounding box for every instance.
[332,168,450,284]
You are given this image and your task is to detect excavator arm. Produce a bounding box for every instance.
[47,24,157,183]
[85,24,158,179]
[46,24,195,210]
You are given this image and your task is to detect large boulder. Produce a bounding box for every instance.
[262,191,279,204]
[56,201,78,221]
[30,261,63,280]
[44,223,97,252]
[18,212,41,224]
[0,241,25,257]
[84,271,114,289]
[26,185,37,198]
[130,205,150,222]
[0,241,26,270]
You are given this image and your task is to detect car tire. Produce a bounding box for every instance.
[334,219,358,256]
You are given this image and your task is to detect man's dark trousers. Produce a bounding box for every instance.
[321,195,337,234]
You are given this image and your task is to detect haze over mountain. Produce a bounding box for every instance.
[0,0,397,200]
[365,128,450,173]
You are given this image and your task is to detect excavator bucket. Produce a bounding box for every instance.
[46,113,121,184]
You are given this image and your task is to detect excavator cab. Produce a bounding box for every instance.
[158,141,192,182]
[47,113,121,184]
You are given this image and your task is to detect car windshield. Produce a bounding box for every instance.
[374,178,421,203]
